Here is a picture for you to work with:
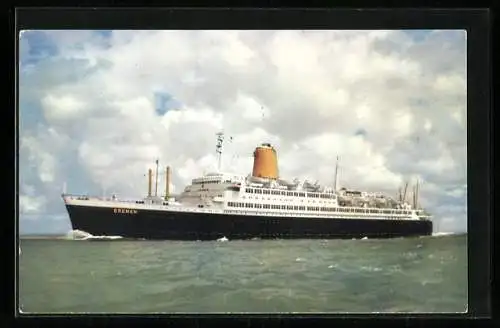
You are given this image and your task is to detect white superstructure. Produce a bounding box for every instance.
[173,171,431,221]
[62,135,432,222]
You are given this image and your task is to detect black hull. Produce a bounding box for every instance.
[66,205,433,240]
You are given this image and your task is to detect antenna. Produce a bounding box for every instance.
[333,156,339,192]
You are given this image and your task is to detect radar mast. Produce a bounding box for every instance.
[216,132,224,172]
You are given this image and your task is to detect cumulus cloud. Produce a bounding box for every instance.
[42,94,86,122]
[18,29,467,233]
[19,195,46,215]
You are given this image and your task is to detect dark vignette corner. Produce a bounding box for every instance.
[465,8,492,320]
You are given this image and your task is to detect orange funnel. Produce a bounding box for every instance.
[252,143,279,180]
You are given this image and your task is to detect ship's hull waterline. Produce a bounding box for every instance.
[66,205,433,240]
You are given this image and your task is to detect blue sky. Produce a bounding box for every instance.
[18,29,467,235]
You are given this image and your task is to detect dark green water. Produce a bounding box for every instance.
[18,234,467,313]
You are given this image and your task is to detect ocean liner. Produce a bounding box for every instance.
[62,134,433,240]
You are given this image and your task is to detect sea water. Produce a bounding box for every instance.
[18,232,467,313]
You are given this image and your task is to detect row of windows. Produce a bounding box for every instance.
[344,191,362,196]
[194,178,235,185]
[193,180,222,185]
[227,202,411,215]
[336,208,408,214]
[135,200,169,205]
[186,193,224,198]
[229,202,307,210]
[244,188,336,199]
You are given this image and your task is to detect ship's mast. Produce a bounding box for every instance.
[415,178,420,209]
[412,184,416,209]
[147,168,153,197]
[165,166,171,201]
[216,132,224,172]
[155,159,159,197]
[411,179,419,210]
[402,181,409,203]
[333,155,339,192]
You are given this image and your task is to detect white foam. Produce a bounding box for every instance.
[66,229,123,241]
[85,235,123,240]
[216,236,229,242]
[432,232,455,237]
[66,229,92,240]
[361,236,368,240]
[360,265,382,272]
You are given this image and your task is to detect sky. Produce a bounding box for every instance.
[18,30,467,235]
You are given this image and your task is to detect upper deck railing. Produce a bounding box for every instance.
[63,193,431,221]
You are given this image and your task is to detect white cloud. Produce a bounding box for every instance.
[19,195,46,215]
[42,94,86,122]
[433,74,466,94]
[19,30,467,233]
[20,134,57,183]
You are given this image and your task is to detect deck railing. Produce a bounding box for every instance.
[63,193,432,220]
